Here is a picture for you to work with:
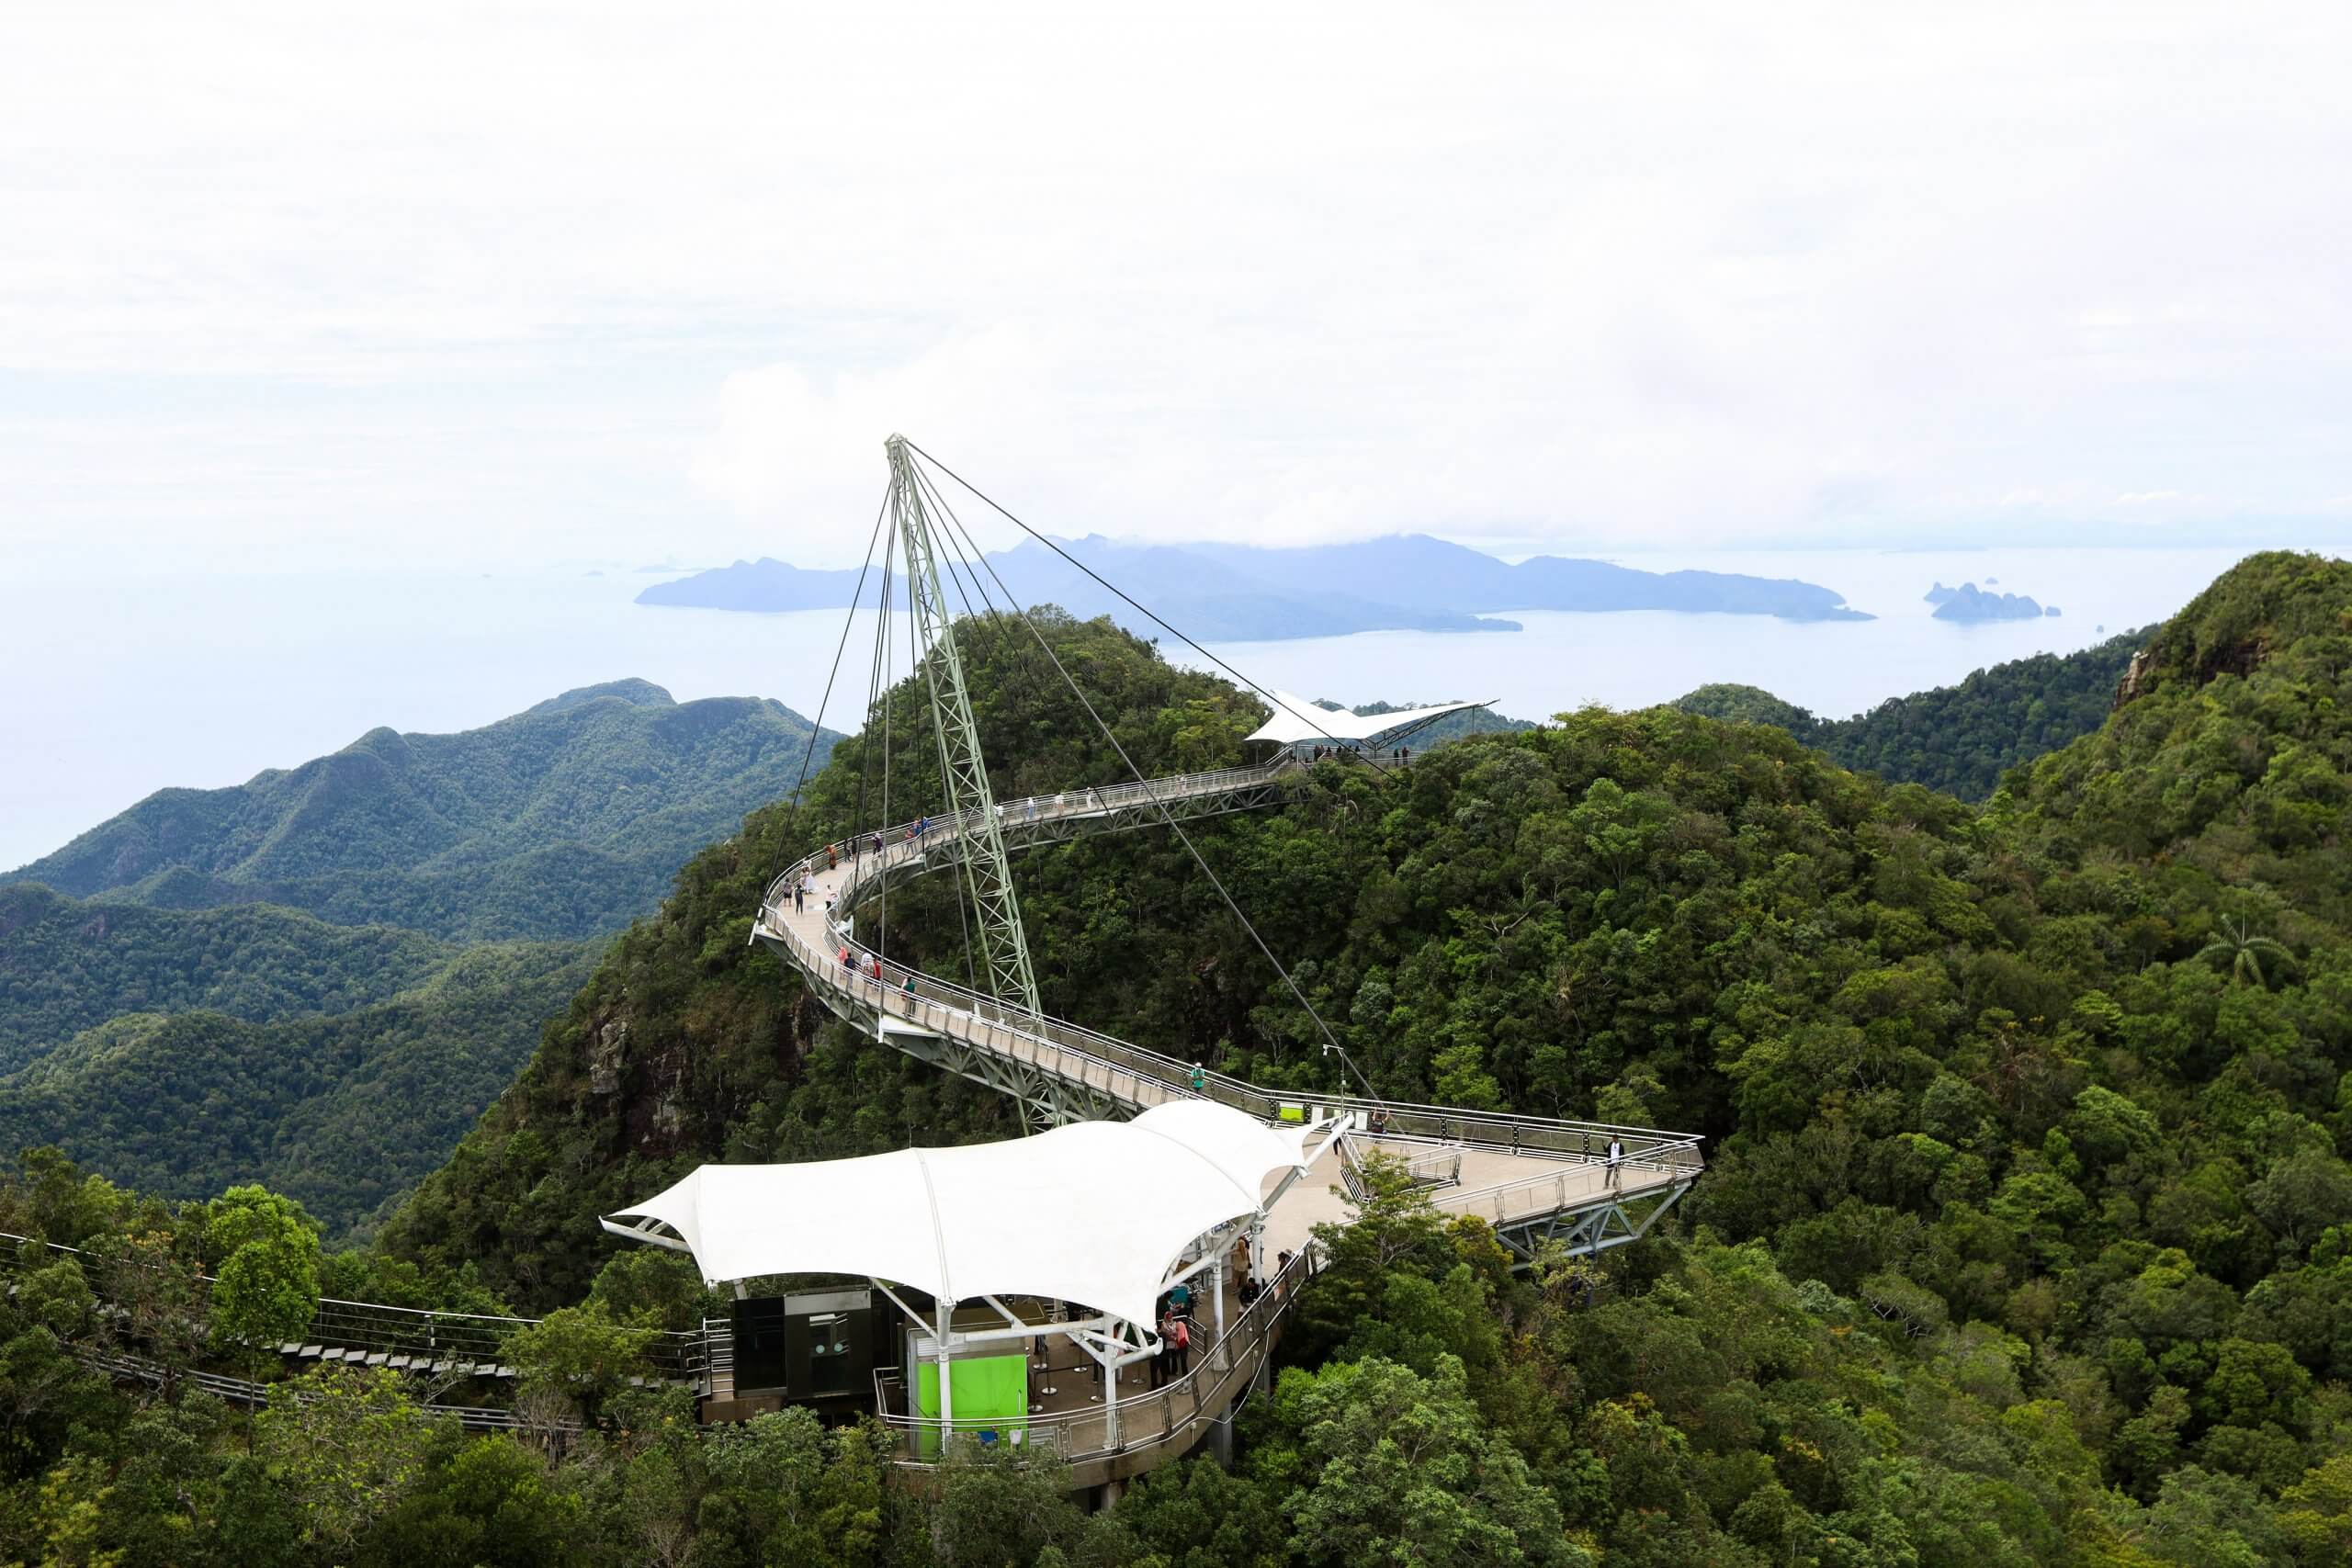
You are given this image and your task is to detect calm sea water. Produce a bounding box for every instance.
[0,547,2264,870]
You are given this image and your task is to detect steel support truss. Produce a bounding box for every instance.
[884,1018,1130,1132]
[1489,1179,1694,1263]
[887,434,1043,1024]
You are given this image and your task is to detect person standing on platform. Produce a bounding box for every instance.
[1190,1062,1206,1094]
[1606,1134,1625,1190]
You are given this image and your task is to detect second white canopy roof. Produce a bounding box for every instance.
[1243,690,1491,747]
[605,1100,1314,1330]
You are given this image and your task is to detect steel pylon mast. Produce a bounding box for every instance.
[885,434,1043,1024]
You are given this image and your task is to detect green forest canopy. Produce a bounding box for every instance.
[0,938,597,1237]
[6,553,2352,1562]
[1674,626,2148,799]
[0,682,842,1240]
[366,553,2352,1562]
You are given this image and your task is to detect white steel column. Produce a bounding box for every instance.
[936,1302,954,1427]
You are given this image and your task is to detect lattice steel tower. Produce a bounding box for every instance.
[885,434,1044,1024]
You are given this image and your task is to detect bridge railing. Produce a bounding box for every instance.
[1441,1151,1690,1230]
[868,1248,1312,1467]
[0,1231,707,1382]
[763,797,1705,1166]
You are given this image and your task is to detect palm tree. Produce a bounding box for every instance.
[2196,916,2298,989]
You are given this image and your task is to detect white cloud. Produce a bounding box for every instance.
[2,1,2349,573]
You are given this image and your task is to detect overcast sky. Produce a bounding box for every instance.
[4,2,2347,577]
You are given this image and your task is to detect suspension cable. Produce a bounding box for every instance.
[876,525,897,964]
[903,439,1394,777]
[786,487,893,823]
[912,458,1068,747]
[910,457,1357,1069]
[851,517,895,892]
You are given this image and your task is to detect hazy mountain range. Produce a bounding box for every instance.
[6,678,840,942]
[639,533,1870,639]
[0,680,840,1233]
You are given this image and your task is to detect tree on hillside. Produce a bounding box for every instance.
[204,1186,322,1357]
[253,1366,450,1559]
[2195,917,2299,990]
[204,1185,322,1439]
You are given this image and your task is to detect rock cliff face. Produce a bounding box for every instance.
[2115,647,2157,707]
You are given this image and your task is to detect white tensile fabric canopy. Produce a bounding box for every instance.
[1242,689,1491,747]
[604,1101,1315,1330]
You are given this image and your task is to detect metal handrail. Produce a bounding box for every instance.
[0,1231,707,1382]
[1444,1149,1688,1212]
[84,1348,581,1433]
[868,1249,1312,1462]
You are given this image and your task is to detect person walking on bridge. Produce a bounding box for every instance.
[1605,1135,1625,1190]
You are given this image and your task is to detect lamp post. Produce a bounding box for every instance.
[1320,1040,1378,1104]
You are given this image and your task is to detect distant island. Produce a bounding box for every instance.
[1924,581,2059,621]
[639,534,1871,642]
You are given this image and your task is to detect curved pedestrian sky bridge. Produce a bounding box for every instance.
[597,437,1707,1487]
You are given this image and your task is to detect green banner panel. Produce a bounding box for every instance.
[914,1352,1029,1458]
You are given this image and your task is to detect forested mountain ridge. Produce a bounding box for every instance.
[0,681,840,1239]
[0,884,459,1072]
[5,680,841,942]
[0,938,597,1236]
[368,554,2352,1561]
[1674,625,2149,798]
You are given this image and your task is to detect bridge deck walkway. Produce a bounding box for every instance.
[763,776,1696,1257]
